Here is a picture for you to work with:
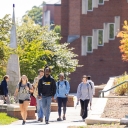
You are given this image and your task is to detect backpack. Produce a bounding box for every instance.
[80,82,92,91]
[0,82,4,95]
[88,82,92,89]
[18,82,31,92]
[57,80,67,94]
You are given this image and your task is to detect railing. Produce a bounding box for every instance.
[100,80,128,97]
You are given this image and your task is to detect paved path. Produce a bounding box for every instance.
[2,96,99,128]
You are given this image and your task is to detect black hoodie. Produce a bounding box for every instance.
[38,75,56,97]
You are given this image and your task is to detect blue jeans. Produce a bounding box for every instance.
[36,98,43,119]
[42,96,52,121]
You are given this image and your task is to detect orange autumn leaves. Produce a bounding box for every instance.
[117,20,128,61]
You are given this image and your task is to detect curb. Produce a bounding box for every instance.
[85,117,120,125]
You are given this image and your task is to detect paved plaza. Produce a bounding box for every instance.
[2,96,98,128]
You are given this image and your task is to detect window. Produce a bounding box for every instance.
[87,36,92,52]
[88,0,93,11]
[99,0,104,4]
[98,30,104,46]
[109,23,115,40]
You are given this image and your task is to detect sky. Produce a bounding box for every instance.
[0,0,59,20]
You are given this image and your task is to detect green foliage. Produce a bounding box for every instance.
[114,72,128,95]
[0,14,12,42]
[0,15,12,80]
[17,40,52,82]
[0,113,18,125]
[54,25,61,36]
[54,25,61,43]
[42,29,79,80]
[23,4,43,26]
[17,16,43,44]
[17,17,80,82]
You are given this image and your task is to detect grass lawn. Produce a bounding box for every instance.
[68,123,127,128]
[0,113,18,125]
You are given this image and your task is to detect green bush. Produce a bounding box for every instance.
[114,72,128,95]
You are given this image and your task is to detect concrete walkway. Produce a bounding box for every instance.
[2,96,99,128]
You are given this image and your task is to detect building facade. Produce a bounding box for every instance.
[61,0,128,92]
[43,0,61,30]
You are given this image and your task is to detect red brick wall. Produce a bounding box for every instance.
[43,5,61,26]
[54,6,61,25]
[61,0,128,92]
[69,0,81,35]
[61,0,69,43]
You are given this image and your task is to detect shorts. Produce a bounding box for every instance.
[19,99,30,104]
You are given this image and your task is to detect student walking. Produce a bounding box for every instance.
[77,75,93,121]
[87,75,95,96]
[54,73,70,121]
[38,66,56,124]
[0,75,10,104]
[14,75,33,125]
[33,69,44,122]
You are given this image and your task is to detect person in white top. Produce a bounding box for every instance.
[87,75,95,96]
[77,75,93,121]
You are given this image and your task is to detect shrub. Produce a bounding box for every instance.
[114,72,128,95]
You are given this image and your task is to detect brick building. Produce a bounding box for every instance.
[61,0,128,92]
[43,0,61,30]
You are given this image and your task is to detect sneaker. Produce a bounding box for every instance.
[63,117,66,120]
[45,120,49,124]
[57,118,62,121]
[40,118,43,122]
[22,120,26,125]
[38,118,41,121]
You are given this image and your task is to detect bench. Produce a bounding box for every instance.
[67,95,75,107]
[52,95,75,107]
[0,104,7,113]
[51,102,58,112]
[7,104,36,119]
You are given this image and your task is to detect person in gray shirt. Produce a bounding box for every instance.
[14,75,33,125]
[77,75,93,121]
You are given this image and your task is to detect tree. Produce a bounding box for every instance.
[117,20,128,61]
[17,17,80,81]
[0,15,12,80]
[17,40,52,82]
[23,5,43,26]
[17,16,43,44]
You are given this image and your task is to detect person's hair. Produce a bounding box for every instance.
[82,75,87,79]
[38,69,44,73]
[19,75,28,84]
[3,75,9,81]
[44,66,51,73]
[87,75,91,80]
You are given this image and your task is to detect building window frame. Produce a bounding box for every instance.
[109,23,115,40]
[98,29,104,46]
[99,0,104,5]
[88,0,93,11]
[86,36,93,53]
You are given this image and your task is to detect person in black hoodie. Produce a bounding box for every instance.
[0,75,10,104]
[38,66,56,124]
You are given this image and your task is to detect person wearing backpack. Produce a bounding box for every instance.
[33,69,44,122]
[14,75,33,125]
[38,66,56,124]
[77,75,93,121]
[54,73,70,121]
[0,75,10,104]
[87,75,95,96]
